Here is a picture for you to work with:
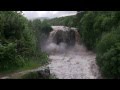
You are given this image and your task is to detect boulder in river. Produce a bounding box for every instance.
[20,67,57,79]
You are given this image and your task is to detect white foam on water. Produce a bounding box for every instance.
[48,44,102,79]
[45,26,102,79]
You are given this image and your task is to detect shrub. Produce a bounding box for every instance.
[77,11,120,50]
[75,11,120,78]
[40,21,53,35]
[96,30,120,78]
[0,43,25,70]
[0,11,42,71]
[97,42,120,78]
[21,72,40,79]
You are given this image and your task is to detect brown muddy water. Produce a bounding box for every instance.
[46,26,102,79]
[0,26,102,79]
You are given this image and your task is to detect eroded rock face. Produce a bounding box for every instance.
[36,67,50,79]
[20,67,54,79]
[43,26,80,54]
[52,29,76,46]
[48,26,80,46]
[0,66,56,79]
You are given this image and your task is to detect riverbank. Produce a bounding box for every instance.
[0,44,102,79]
[0,54,49,79]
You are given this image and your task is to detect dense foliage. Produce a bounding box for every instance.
[96,29,120,78]
[30,19,53,50]
[76,11,120,78]
[47,15,76,27]
[1,11,120,78]
[50,11,120,78]
[77,11,120,50]
[0,11,49,72]
[0,11,33,70]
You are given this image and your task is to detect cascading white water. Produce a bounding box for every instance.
[44,26,102,79]
[43,26,81,54]
[0,26,101,79]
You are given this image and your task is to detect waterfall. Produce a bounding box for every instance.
[43,26,81,54]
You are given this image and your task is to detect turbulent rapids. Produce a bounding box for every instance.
[43,26,102,79]
[42,26,80,54]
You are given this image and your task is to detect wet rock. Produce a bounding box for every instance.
[43,26,80,54]
[47,26,79,47]
[52,29,76,46]
[20,67,51,79]
[36,67,50,79]
[0,66,52,79]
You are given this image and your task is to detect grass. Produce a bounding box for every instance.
[21,72,40,79]
[0,53,49,77]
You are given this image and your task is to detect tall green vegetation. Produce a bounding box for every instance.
[96,29,120,78]
[0,11,34,70]
[49,11,120,78]
[47,15,76,27]
[76,11,120,78]
[0,11,50,72]
[30,19,52,50]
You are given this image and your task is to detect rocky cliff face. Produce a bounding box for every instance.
[42,26,80,54]
[49,26,79,46]
[52,29,76,46]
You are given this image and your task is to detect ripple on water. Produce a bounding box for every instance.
[48,45,101,79]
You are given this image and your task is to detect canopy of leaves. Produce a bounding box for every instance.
[0,11,48,71]
[46,15,76,27]
[76,11,120,78]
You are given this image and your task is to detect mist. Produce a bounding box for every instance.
[40,26,79,55]
[45,42,67,54]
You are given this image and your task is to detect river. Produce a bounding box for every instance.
[46,26,102,79]
[0,26,102,79]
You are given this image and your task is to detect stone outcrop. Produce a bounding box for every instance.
[48,26,80,47]
[0,66,56,79]
[52,29,76,46]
